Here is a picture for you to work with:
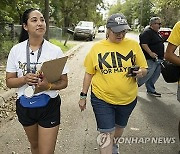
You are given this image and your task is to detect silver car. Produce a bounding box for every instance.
[73,21,96,41]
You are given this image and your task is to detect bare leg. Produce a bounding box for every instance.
[98,127,124,154]
[99,131,115,154]
[112,127,124,154]
[38,125,60,154]
[114,127,124,139]
[23,124,38,154]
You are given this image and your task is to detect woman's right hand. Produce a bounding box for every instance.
[78,99,87,112]
[149,52,158,59]
[24,73,39,86]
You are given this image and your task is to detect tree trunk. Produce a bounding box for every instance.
[64,14,70,28]
[44,0,49,40]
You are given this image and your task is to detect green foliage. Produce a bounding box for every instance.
[0,40,14,60]
[0,38,75,60]
[49,39,76,53]
[153,0,180,27]
[0,0,179,45]
[108,0,154,28]
[50,0,104,28]
[0,0,105,29]
[108,0,179,29]
[108,3,122,16]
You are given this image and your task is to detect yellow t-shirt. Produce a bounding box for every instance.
[84,38,148,105]
[168,21,180,46]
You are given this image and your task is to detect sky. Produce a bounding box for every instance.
[101,0,118,19]
[101,0,126,19]
[104,0,118,5]
[103,0,126,5]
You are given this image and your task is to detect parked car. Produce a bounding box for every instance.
[98,25,105,33]
[159,27,172,41]
[73,21,96,41]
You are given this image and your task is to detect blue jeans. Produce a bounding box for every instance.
[91,92,137,132]
[177,83,180,102]
[138,59,162,93]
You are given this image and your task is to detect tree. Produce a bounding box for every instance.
[108,0,162,29]
[153,0,180,27]
[50,0,104,28]
[44,0,49,40]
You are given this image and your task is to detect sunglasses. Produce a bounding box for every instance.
[155,23,162,25]
[111,29,128,36]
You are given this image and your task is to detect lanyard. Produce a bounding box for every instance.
[26,40,44,73]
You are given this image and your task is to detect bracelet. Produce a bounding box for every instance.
[80,92,87,99]
[80,96,87,99]
[47,83,52,90]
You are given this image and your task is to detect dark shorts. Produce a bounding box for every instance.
[91,92,137,132]
[16,95,61,128]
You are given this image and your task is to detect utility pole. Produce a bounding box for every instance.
[44,0,49,40]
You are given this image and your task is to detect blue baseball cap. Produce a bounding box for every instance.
[106,13,131,32]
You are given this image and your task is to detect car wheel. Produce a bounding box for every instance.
[73,34,78,40]
[89,35,93,41]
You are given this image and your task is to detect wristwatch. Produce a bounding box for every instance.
[80,92,87,96]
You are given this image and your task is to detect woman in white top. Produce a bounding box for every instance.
[6,8,68,154]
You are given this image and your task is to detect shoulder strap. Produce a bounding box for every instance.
[26,40,44,73]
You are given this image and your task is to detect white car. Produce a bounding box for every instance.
[98,26,105,33]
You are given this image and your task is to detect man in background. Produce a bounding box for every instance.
[138,17,164,97]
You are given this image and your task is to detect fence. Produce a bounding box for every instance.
[0,23,63,60]
[0,24,63,41]
[14,25,63,41]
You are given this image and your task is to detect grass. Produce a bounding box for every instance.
[49,39,76,53]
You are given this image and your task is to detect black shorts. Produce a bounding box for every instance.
[16,95,61,128]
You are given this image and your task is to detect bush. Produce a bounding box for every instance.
[0,40,14,60]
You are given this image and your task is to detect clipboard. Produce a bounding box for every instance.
[41,56,68,83]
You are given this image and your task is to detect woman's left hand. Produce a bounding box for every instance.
[36,77,50,91]
[78,99,87,111]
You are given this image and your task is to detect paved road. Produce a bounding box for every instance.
[0,32,180,154]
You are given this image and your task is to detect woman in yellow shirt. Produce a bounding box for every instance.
[165,21,180,152]
[78,13,147,154]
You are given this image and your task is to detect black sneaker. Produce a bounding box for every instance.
[147,91,161,97]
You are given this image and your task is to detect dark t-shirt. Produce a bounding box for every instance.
[139,27,164,60]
